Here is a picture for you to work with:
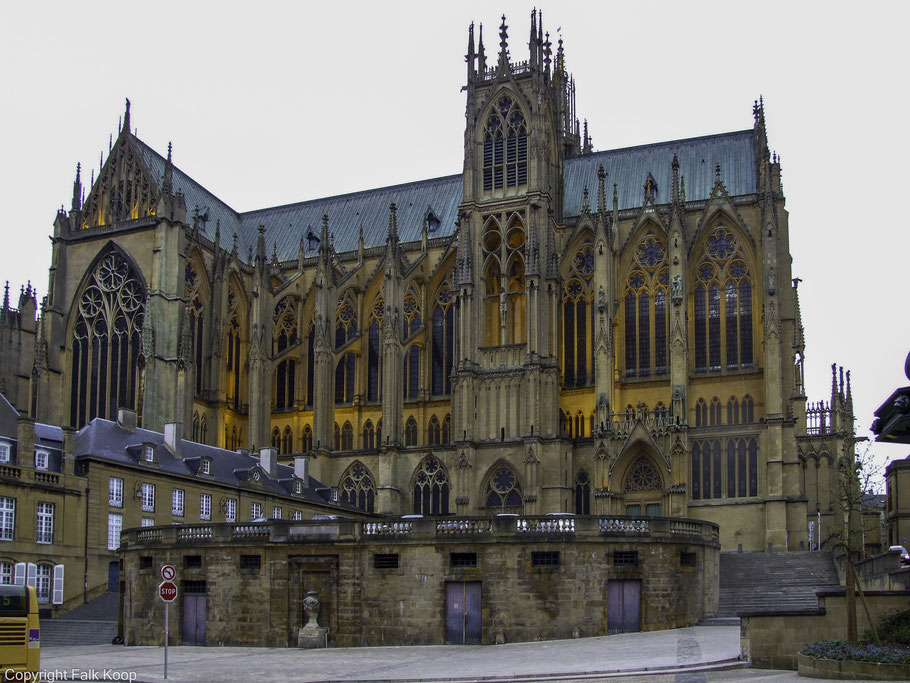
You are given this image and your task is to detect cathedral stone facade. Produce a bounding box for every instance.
[1,12,855,553]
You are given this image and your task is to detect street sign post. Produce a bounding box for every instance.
[158,578,177,679]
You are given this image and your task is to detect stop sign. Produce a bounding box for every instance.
[158,580,178,603]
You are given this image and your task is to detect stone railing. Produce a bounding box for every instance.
[0,465,21,479]
[122,515,719,549]
[33,471,60,486]
[477,344,525,369]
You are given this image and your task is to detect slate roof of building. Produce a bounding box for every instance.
[75,418,353,511]
[133,128,756,263]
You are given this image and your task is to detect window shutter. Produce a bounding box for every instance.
[13,562,25,585]
[26,562,36,587]
[52,565,64,605]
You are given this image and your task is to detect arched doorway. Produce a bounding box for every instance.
[621,455,665,516]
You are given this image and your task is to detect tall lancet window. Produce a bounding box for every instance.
[482,215,527,346]
[693,228,753,372]
[367,296,383,402]
[402,286,421,400]
[273,296,298,410]
[335,291,357,404]
[562,242,595,387]
[431,273,455,396]
[483,96,528,191]
[184,261,205,396]
[225,289,243,412]
[70,249,145,428]
[623,234,669,377]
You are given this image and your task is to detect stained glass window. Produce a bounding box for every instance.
[623,457,662,493]
[340,462,375,513]
[432,275,456,395]
[368,296,383,402]
[412,457,449,515]
[484,97,527,191]
[484,464,523,510]
[623,234,668,378]
[575,471,591,515]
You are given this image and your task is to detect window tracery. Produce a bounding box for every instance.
[575,470,591,515]
[340,462,375,513]
[624,234,668,377]
[484,463,523,510]
[483,96,528,191]
[442,414,452,444]
[623,457,663,493]
[405,416,418,446]
[70,249,145,428]
[301,425,313,453]
[341,422,353,450]
[184,261,205,396]
[428,415,441,445]
[694,227,753,371]
[412,456,449,515]
[367,296,383,402]
[282,426,293,454]
[225,289,243,412]
[335,291,357,404]
[691,437,758,500]
[563,241,595,387]
[403,286,421,400]
[482,215,526,346]
[363,420,375,449]
[273,297,298,410]
[432,273,456,396]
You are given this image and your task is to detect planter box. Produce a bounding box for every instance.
[797,652,910,680]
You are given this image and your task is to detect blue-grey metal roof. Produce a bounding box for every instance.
[132,128,756,263]
[563,130,757,216]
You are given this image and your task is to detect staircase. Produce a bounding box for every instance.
[41,592,119,647]
[716,551,841,617]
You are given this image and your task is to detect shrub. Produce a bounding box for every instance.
[801,640,910,665]
[866,608,910,646]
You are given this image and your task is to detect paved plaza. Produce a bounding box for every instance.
[35,625,829,683]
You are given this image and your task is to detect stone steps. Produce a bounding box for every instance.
[40,619,117,647]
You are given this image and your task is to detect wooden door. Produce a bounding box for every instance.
[445,581,481,644]
[607,579,641,634]
[182,594,206,645]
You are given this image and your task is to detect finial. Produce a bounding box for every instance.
[467,22,476,77]
[543,32,552,73]
[715,163,721,183]
[597,164,605,181]
[499,14,509,56]
[162,141,174,195]
[109,134,112,152]
[3,282,9,310]
[99,151,104,173]
[122,98,131,135]
[582,185,590,213]
[672,153,679,171]
[387,202,399,243]
[71,163,82,212]
[478,23,486,73]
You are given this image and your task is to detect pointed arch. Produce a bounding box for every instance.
[224,279,247,413]
[362,420,375,450]
[405,416,418,446]
[562,234,595,387]
[482,93,528,191]
[341,421,354,450]
[273,295,299,410]
[339,461,376,513]
[184,252,209,396]
[482,460,523,511]
[301,424,313,453]
[427,414,441,445]
[411,454,450,515]
[69,243,147,428]
[621,228,668,378]
[431,269,456,396]
[367,294,383,402]
[575,470,591,515]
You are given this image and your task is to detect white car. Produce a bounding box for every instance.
[888,545,910,565]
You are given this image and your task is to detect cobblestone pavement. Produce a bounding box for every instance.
[36,626,834,682]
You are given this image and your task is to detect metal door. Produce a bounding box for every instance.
[607,579,641,633]
[107,561,119,592]
[182,594,206,645]
[445,581,481,644]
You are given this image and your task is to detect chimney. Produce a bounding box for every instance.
[260,447,278,479]
[294,455,309,484]
[117,409,137,433]
[16,415,35,465]
[164,422,182,459]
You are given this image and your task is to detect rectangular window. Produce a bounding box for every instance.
[531,551,560,568]
[613,551,638,567]
[250,502,262,520]
[144,445,155,462]
[141,518,154,527]
[0,497,14,541]
[0,562,11,584]
[141,483,155,512]
[109,477,123,508]
[184,555,202,569]
[373,554,399,569]
[291,510,302,521]
[34,451,48,471]
[36,564,51,604]
[272,506,282,520]
[240,554,261,570]
[450,552,477,568]
[200,494,212,521]
[0,443,9,463]
[36,502,54,544]
[108,513,122,550]
[172,489,184,517]
[139,556,153,570]
[225,498,237,523]
[680,552,697,568]
[201,459,211,475]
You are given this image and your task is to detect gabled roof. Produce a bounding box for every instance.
[131,128,756,263]
[75,418,356,511]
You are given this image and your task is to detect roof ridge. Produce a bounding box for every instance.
[568,129,754,160]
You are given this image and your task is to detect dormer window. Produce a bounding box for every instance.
[0,443,9,463]
[144,445,155,462]
[294,480,302,495]
[201,458,211,475]
[34,450,49,471]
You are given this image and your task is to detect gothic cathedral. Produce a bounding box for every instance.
[0,12,854,552]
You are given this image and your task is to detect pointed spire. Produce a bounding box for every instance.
[231,232,238,257]
[358,225,365,250]
[214,219,221,253]
[256,224,267,270]
[108,134,112,152]
[543,31,552,76]
[122,98,131,136]
[466,22,476,79]
[498,14,510,67]
[2,282,9,311]
[556,36,564,75]
[582,185,590,214]
[162,142,174,195]
[99,151,104,174]
[831,363,838,403]
[529,9,538,68]
[715,163,722,184]
[680,175,687,204]
[71,163,82,212]
[671,154,680,203]
[477,23,486,74]
[140,292,155,364]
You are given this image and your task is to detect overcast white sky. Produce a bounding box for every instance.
[2,1,908,479]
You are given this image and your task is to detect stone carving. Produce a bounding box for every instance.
[671,274,683,305]
[303,590,320,628]
[297,590,328,648]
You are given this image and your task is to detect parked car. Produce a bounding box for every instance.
[888,545,910,565]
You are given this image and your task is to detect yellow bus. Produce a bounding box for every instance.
[0,585,39,678]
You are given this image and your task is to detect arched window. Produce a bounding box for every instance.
[428,415,441,445]
[367,296,383,402]
[484,463,523,510]
[192,412,200,442]
[273,297,298,410]
[623,235,668,378]
[727,397,739,425]
[483,95,527,191]
[335,291,357,404]
[282,426,293,455]
[482,215,526,346]
[694,398,708,427]
[333,423,340,451]
[302,425,313,453]
[376,420,383,448]
[363,420,375,450]
[563,241,595,387]
[694,228,753,371]
[305,324,315,407]
[575,471,591,515]
[199,415,206,444]
[402,287,422,400]
[70,249,145,428]
[412,456,449,515]
[270,427,281,450]
[742,395,755,423]
[340,462,376,513]
[225,289,243,412]
[184,260,206,396]
[624,457,663,493]
[654,402,668,420]
[341,422,353,451]
[710,398,722,426]
[442,414,452,444]
[405,416,418,446]
[432,275,455,395]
